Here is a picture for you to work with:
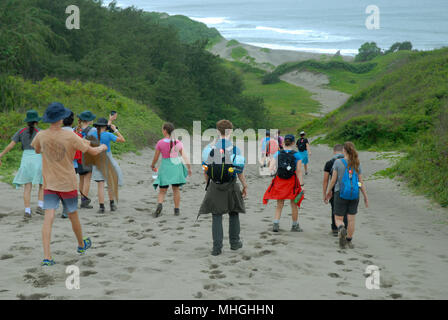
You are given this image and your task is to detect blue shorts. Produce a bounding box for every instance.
[43,190,78,214]
[298,150,309,165]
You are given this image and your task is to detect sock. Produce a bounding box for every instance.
[292,221,298,226]
[38,201,44,208]
[346,237,352,242]
[25,207,31,214]
[273,219,280,224]
[100,203,105,209]
[81,196,87,201]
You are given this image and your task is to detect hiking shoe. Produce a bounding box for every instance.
[338,226,347,249]
[174,208,180,216]
[110,203,117,212]
[347,241,355,249]
[24,212,32,219]
[153,204,163,218]
[61,213,68,219]
[331,229,339,237]
[305,171,308,176]
[97,207,105,214]
[211,248,222,256]
[35,207,44,215]
[41,258,56,266]
[291,224,303,232]
[230,241,243,251]
[77,237,92,254]
[273,223,280,232]
[80,199,93,209]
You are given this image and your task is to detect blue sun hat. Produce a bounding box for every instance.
[42,102,72,123]
[78,110,96,121]
[285,134,295,142]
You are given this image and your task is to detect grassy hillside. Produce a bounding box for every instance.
[225,62,320,132]
[0,75,164,184]
[303,48,448,206]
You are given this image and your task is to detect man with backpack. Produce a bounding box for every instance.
[326,142,369,249]
[263,134,305,232]
[296,131,311,175]
[323,144,348,236]
[199,120,248,256]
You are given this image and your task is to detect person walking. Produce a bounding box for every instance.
[323,144,348,236]
[0,110,44,218]
[199,120,247,256]
[151,122,192,217]
[326,141,369,249]
[88,117,125,213]
[31,102,108,266]
[263,134,305,232]
[296,131,311,175]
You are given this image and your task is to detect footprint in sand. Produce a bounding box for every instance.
[336,291,358,297]
[257,250,273,257]
[23,272,55,288]
[334,260,345,265]
[81,259,96,268]
[389,293,402,299]
[161,259,173,264]
[1,254,14,260]
[176,227,184,230]
[97,252,108,257]
[328,273,341,278]
[17,293,51,300]
[194,291,203,298]
[81,270,98,277]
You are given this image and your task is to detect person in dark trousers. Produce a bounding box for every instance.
[199,120,248,256]
[323,144,348,236]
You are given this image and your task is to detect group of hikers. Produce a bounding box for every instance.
[0,104,368,265]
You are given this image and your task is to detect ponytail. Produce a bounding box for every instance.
[27,122,37,139]
[343,141,360,174]
[163,122,176,151]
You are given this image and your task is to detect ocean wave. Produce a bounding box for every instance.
[246,42,358,56]
[189,17,232,25]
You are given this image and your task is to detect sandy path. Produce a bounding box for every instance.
[1,144,447,300]
[280,70,351,116]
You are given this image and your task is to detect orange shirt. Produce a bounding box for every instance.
[31,129,90,192]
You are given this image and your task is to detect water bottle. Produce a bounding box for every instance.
[152,168,158,180]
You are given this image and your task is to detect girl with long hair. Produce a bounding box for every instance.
[151,122,192,217]
[0,110,44,218]
[326,141,369,249]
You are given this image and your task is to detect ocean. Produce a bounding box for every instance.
[108,0,448,55]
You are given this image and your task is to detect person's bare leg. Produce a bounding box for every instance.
[335,215,345,228]
[158,188,168,204]
[98,181,105,204]
[79,175,84,196]
[23,183,32,208]
[68,211,84,247]
[38,184,43,202]
[304,163,308,173]
[274,200,285,220]
[83,172,92,197]
[290,199,298,223]
[42,209,56,260]
[107,185,114,202]
[172,186,180,208]
[347,214,356,238]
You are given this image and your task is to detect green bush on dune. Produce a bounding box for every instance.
[304,47,448,206]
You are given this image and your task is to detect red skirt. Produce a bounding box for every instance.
[263,175,304,207]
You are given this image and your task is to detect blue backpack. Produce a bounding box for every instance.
[339,159,359,200]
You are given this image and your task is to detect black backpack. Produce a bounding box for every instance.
[206,143,237,184]
[276,150,297,179]
[297,138,307,152]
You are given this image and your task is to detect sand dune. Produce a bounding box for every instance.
[1,144,447,300]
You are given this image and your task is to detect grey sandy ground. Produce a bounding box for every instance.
[0,145,447,300]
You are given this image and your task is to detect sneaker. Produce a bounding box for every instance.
[174,208,180,216]
[291,223,303,232]
[230,241,243,251]
[80,198,93,209]
[24,212,32,219]
[211,248,222,256]
[331,229,339,237]
[97,207,105,214]
[305,171,308,176]
[77,237,92,254]
[110,203,117,212]
[153,204,163,218]
[35,207,44,215]
[61,213,68,219]
[347,241,355,249]
[338,226,347,249]
[273,223,280,232]
[41,258,56,266]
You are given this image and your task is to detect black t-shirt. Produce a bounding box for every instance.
[296,138,309,152]
[324,154,344,193]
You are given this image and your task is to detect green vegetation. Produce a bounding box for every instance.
[355,42,382,62]
[225,62,320,132]
[0,75,165,184]
[226,40,240,47]
[0,0,268,130]
[231,46,249,60]
[303,48,448,206]
[260,48,271,53]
